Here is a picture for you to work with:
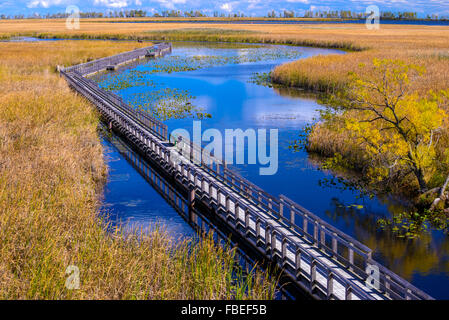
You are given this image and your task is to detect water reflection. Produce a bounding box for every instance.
[273,86,318,99]
[101,139,195,239]
[325,198,449,297]
[96,42,449,299]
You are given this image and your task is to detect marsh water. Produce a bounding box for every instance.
[96,42,449,299]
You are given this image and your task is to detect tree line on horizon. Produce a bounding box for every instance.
[0,9,447,21]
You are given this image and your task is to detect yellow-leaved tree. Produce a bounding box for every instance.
[327,58,448,193]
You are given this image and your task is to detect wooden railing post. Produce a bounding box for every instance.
[188,186,195,224]
[290,206,295,225]
[313,222,319,245]
[385,274,391,298]
[327,271,334,299]
[279,198,284,218]
[265,225,271,259]
[271,229,277,260]
[349,242,354,271]
[295,247,302,280]
[320,225,326,247]
[256,218,262,246]
[345,284,353,300]
[244,208,251,237]
[310,259,317,292]
[332,233,338,257]
[282,237,288,267]
[234,202,239,223]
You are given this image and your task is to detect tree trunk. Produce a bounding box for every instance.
[429,172,449,211]
[440,172,449,199]
[414,168,428,193]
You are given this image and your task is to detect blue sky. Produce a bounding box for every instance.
[0,0,448,17]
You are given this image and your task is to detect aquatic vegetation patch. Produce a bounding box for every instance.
[249,72,273,87]
[135,47,303,75]
[128,89,211,121]
[101,70,156,91]
[377,210,449,240]
[100,47,304,81]
[173,42,266,50]
[98,71,210,121]
[97,45,303,122]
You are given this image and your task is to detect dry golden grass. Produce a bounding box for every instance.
[0,21,447,297]
[267,22,449,93]
[272,48,449,95]
[0,40,277,299]
[1,19,447,91]
[1,19,448,47]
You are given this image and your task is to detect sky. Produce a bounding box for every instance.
[0,0,448,17]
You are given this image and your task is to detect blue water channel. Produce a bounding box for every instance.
[95,42,449,299]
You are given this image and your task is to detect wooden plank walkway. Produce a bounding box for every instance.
[103,126,294,297]
[59,43,433,300]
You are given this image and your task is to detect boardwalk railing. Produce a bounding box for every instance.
[171,133,373,265]
[169,133,432,300]
[64,43,172,76]
[60,43,433,301]
[104,127,282,296]
[70,71,168,140]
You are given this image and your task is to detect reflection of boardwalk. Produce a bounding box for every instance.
[59,44,432,300]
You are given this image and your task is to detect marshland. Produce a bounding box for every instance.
[1,17,449,299]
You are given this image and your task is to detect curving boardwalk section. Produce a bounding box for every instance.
[59,43,433,300]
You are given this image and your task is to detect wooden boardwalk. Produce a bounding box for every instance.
[59,43,433,300]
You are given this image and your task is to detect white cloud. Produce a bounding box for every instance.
[309,5,331,12]
[93,0,129,8]
[220,3,231,11]
[220,1,240,12]
[153,0,187,10]
[27,0,66,8]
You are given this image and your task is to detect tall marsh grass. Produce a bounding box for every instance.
[272,50,449,95]
[0,40,277,299]
[1,20,447,93]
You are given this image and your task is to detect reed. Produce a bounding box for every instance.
[272,50,449,95]
[0,40,277,299]
[1,19,447,92]
[305,58,449,195]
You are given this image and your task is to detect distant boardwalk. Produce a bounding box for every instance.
[59,43,433,300]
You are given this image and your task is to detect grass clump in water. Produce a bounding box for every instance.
[377,210,449,240]
[128,89,211,121]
